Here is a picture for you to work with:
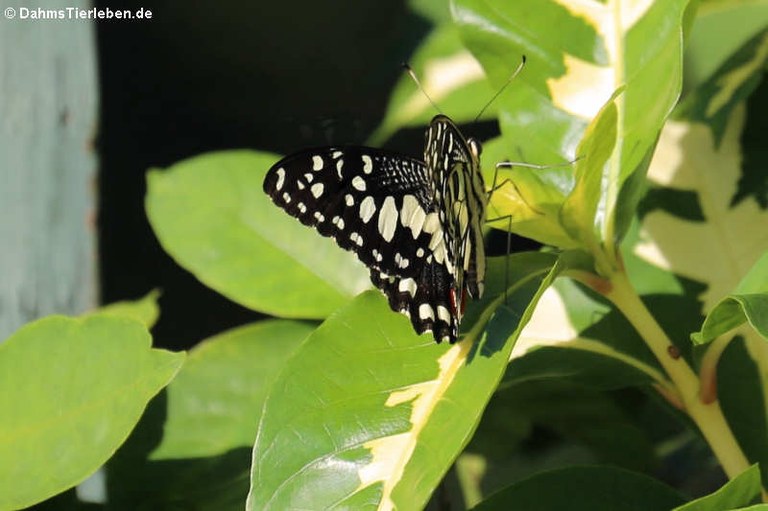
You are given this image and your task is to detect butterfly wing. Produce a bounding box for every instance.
[264,147,448,279]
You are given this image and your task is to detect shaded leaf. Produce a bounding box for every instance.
[672,464,761,511]
[152,320,312,459]
[717,338,768,491]
[472,465,685,511]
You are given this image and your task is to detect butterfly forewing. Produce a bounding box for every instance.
[263,115,487,343]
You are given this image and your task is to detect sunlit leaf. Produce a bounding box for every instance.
[247,253,560,510]
[454,0,690,247]
[0,315,183,509]
[90,290,161,329]
[146,150,369,319]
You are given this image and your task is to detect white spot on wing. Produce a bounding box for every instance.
[311,183,324,198]
[312,155,324,171]
[352,176,367,191]
[275,168,286,190]
[398,278,417,297]
[378,196,398,242]
[282,192,291,203]
[304,172,314,183]
[345,194,355,206]
[437,305,451,324]
[400,195,426,239]
[359,196,377,223]
[362,154,373,174]
[419,303,435,321]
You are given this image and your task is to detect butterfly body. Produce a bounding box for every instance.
[263,115,486,343]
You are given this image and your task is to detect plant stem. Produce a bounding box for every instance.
[603,269,751,480]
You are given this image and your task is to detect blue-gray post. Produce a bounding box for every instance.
[0,1,98,340]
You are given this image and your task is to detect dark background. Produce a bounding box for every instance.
[96,1,434,350]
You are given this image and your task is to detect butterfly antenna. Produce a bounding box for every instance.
[473,55,527,124]
[402,62,443,115]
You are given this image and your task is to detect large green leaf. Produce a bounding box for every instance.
[471,465,685,510]
[247,253,559,510]
[0,315,183,509]
[636,106,768,314]
[145,150,369,320]
[454,0,690,248]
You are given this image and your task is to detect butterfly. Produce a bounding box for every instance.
[263,115,487,343]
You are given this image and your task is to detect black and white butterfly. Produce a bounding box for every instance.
[263,114,487,343]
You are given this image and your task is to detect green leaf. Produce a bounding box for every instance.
[483,136,576,248]
[678,29,768,146]
[509,277,666,391]
[454,0,690,247]
[672,464,762,511]
[145,150,369,319]
[471,465,685,510]
[461,380,660,505]
[717,338,768,492]
[504,342,659,391]
[408,0,452,24]
[636,104,768,314]
[104,320,310,510]
[247,253,560,510]
[151,320,312,459]
[684,1,768,91]
[561,89,621,250]
[0,315,184,509]
[90,289,161,329]
[693,251,768,344]
[367,25,494,145]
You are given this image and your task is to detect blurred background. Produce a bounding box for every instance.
[95,0,472,350]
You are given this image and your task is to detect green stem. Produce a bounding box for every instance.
[602,269,750,480]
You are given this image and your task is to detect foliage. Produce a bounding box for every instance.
[3,0,767,509]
